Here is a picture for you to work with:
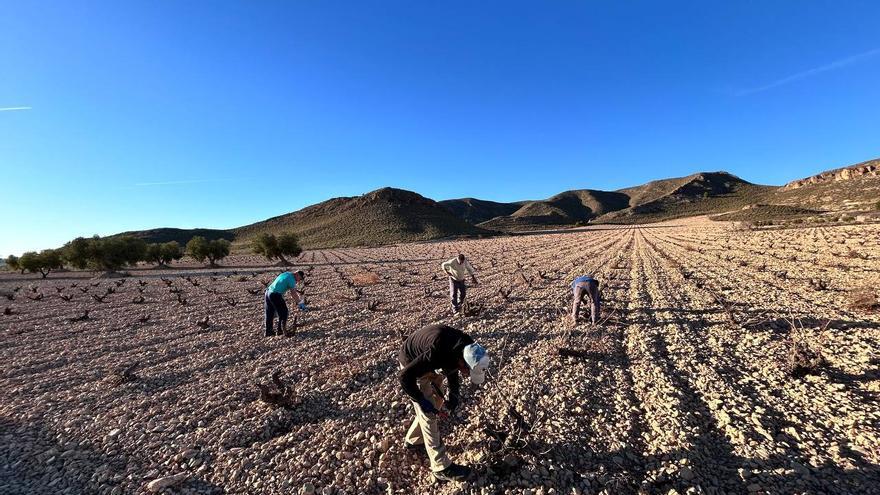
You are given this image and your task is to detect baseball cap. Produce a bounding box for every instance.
[463,343,490,385]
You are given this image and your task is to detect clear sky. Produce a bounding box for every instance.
[2,1,879,255]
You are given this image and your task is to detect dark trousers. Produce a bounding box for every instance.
[264,290,288,336]
[449,279,467,309]
[572,280,601,324]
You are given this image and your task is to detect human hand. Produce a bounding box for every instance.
[418,398,438,415]
[298,302,308,311]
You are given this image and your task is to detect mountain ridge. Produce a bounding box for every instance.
[105,158,879,248]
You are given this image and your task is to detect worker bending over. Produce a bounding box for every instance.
[571,274,601,325]
[399,324,490,482]
[264,270,308,337]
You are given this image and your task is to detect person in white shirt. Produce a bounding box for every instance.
[440,254,478,313]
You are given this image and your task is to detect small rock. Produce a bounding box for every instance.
[146,473,186,492]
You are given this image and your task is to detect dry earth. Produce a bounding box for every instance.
[1,217,879,495]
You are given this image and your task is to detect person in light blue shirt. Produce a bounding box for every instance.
[265,270,307,337]
[571,275,600,324]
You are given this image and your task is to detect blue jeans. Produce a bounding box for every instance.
[265,290,288,336]
[449,279,467,309]
[572,280,600,324]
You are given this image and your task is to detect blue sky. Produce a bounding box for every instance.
[2,1,879,255]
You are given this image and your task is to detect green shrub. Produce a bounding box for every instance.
[252,232,303,265]
[187,236,230,266]
[19,249,63,278]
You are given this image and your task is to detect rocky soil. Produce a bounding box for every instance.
[1,218,878,494]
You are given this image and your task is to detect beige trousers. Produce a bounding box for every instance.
[404,371,452,472]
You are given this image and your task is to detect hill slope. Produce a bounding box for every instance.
[472,172,775,229]
[771,158,880,211]
[112,228,234,245]
[439,198,524,225]
[233,187,491,249]
[597,172,776,224]
[478,189,630,230]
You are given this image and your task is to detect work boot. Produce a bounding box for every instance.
[264,326,275,337]
[433,463,471,482]
[278,321,289,338]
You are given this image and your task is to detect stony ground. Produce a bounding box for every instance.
[1,218,878,495]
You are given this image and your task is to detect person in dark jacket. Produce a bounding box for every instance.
[398,324,490,482]
[571,274,601,324]
[264,270,308,337]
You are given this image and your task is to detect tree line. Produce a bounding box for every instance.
[4,232,302,278]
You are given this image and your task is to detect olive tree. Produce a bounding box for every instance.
[91,236,147,272]
[252,232,303,265]
[145,241,184,267]
[186,237,230,267]
[63,236,95,270]
[62,235,146,273]
[19,249,64,278]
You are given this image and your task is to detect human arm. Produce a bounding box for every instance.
[444,369,461,411]
[465,261,478,284]
[440,259,454,278]
[399,354,436,405]
[289,288,303,304]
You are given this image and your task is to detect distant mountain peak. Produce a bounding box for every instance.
[361,187,432,204]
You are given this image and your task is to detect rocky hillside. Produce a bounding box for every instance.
[771,158,880,212]
[597,172,776,224]
[479,189,630,230]
[438,198,524,225]
[233,187,491,249]
[782,158,879,190]
[469,172,774,229]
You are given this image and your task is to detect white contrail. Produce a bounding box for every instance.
[0,106,32,111]
[736,47,880,96]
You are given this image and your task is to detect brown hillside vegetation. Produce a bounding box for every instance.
[463,159,879,230]
[233,187,491,249]
[478,172,777,230]
[773,158,880,212]
[439,198,524,225]
[112,228,234,245]
[709,204,820,222]
[103,157,880,247]
[599,173,776,224]
[479,189,630,230]
[2,219,878,494]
